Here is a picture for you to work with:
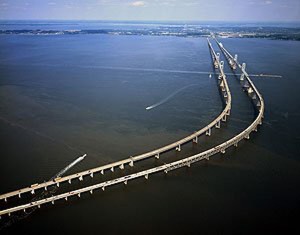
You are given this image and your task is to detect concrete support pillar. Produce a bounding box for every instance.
[101,170,104,175]
[129,160,134,167]
[124,180,127,185]
[90,172,94,178]
[102,186,105,191]
[78,194,80,198]
[220,61,224,70]
[224,92,228,98]
[227,109,231,116]
[45,185,48,190]
[164,170,168,174]
[234,54,238,62]
[23,209,26,213]
[205,156,210,160]
[234,142,238,147]
[187,163,191,167]
[176,145,181,152]
[155,153,160,159]
[206,128,211,136]
[221,149,226,154]
[56,182,59,187]
[68,179,72,184]
[240,73,245,81]
[31,189,35,195]
[18,193,21,198]
[90,190,93,194]
[193,136,198,144]
[79,175,83,181]
[119,164,124,170]
[65,197,68,201]
[216,121,221,129]
[51,201,54,205]
[110,167,114,172]
[222,115,227,122]
[38,205,41,208]
[245,135,250,140]
[218,74,222,80]
[145,174,149,180]
[242,63,246,70]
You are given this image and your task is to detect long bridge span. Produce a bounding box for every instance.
[0,39,232,204]
[0,38,264,218]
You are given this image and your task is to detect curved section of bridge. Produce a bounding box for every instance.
[0,39,231,205]
[0,38,263,218]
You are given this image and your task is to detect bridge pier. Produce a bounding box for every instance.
[129,160,134,167]
[18,193,21,198]
[193,136,198,144]
[90,172,94,178]
[206,128,211,136]
[79,175,83,181]
[222,115,227,122]
[56,182,60,187]
[31,189,35,195]
[176,145,181,152]
[90,190,93,194]
[78,193,81,198]
[68,179,72,184]
[102,186,105,191]
[155,153,160,159]
[38,204,41,208]
[242,62,246,70]
[234,54,238,62]
[245,135,250,140]
[216,121,221,129]
[101,170,104,175]
[145,174,149,180]
[45,185,48,190]
[220,61,224,70]
[51,201,54,205]
[111,167,114,172]
[221,149,226,154]
[234,142,238,147]
[119,164,124,170]
[240,73,245,81]
[65,197,68,201]
[124,180,128,185]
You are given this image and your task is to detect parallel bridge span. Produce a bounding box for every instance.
[0,39,232,204]
[0,39,264,218]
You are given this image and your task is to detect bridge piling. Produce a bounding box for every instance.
[206,128,211,136]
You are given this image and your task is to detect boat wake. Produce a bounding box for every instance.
[146,84,200,111]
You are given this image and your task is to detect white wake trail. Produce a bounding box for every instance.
[146,84,200,110]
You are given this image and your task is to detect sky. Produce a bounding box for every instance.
[0,0,299,21]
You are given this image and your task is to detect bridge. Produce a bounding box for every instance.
[0,40,231,204]
[0,38,264,218]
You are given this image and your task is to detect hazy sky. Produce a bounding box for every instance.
[0,0,299,21]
